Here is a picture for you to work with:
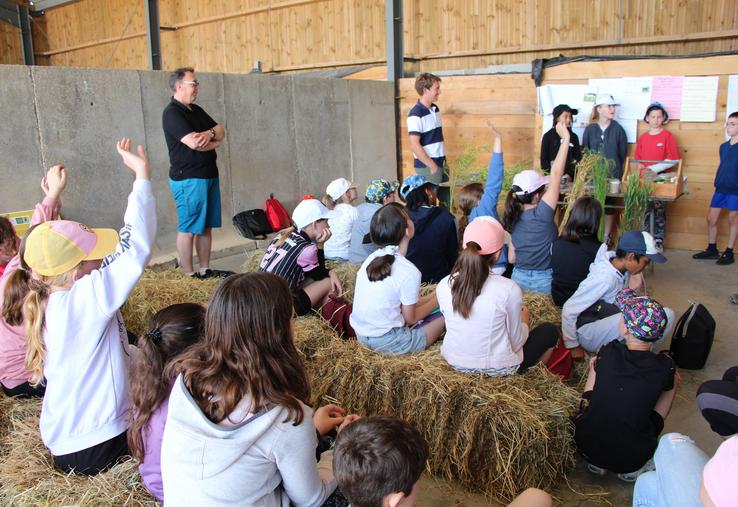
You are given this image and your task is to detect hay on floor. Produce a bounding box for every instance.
[0,397,157,506]
[304,339,579,503]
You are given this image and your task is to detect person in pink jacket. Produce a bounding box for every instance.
[437,217,559,376]
[0,164,65,397]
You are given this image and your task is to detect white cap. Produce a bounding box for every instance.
[512,170,550,195]
[292,199,337,230]
[595,93,620,106]
[326,178,355,201]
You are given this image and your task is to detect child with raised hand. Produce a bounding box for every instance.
[693,111,738,265]
[348,178,398,264]
[333,416,553,507]
[21,138,155,474]
[438,217,558,376]
[322,178,359,261]
[350,203,445,355]
[259,198,342,316]
[503,121,570,294]
[456,121,508,274]
[161,272,359,506]
[575,290,678,483]
[635,102,680,249]
[0,164,66,398]
[550,196,604,307]
[582,93,628,242]
[128,302,205,503]
[401,174,458,284]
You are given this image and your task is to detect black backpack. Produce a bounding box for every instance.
[233,209,273,240]
[669,302,716,370]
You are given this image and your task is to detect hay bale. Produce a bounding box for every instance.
[242,248,265,273]
[122,269,221,336]
[0,397,157,506]
[305,340,579,503]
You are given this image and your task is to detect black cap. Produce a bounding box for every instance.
[552,104,578,124]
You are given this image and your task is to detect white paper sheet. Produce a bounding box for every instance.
[680,76,719,122]
[651,76,683,119]
[537,84,597,129]
[589,77,653,121]
[726,75,738,140]
[619,118,639,143]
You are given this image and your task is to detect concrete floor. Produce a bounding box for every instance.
[209,246,738,506]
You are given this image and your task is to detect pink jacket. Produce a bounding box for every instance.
[0,197,57,389]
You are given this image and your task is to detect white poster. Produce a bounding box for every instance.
[537,84,597,129]
[726,75,738,119]
[619,118,639,144]
[680,76,719,122]
[589,77,653,121]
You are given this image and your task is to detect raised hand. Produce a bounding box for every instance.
[116,138,151,181]
[41,164,67,199]
[485,120,502,138]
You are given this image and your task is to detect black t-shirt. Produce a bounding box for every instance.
[540,127,582,179]
[550,237,602,307]
[574,341,676,473]
[162,98,218,181]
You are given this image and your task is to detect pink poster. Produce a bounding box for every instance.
[651,76,683,119]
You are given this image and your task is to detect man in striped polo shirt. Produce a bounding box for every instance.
[407,73,449,206]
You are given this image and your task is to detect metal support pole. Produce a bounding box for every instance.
[145,0,161,70]
[385,0,403,82]
[18,5,34,65]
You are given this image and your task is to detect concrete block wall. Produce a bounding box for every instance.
[0,65,397,250]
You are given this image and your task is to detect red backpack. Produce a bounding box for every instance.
[265,194,292,231]
[545,340,573,380]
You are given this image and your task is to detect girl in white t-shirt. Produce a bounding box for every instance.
[437,217,559,375]
[322,177,359,260]
[350,203,445,355]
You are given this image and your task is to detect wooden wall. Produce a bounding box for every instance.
[0,21,22,65]
[29,0,738,73]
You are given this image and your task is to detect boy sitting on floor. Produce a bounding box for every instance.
[333,416,552,507]
[574,289,678,482]
[562,230,676,359]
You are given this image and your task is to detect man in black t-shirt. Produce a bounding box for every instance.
[163,67,226,278]
[574,289,678,480]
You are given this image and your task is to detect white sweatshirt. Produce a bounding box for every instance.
[161,374,337,507]
[39,180,155,455]
[324,203,358,260]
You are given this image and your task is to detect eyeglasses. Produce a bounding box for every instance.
[727,122,738,127]
[182,80,200,87]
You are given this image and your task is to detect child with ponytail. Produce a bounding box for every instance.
[0,164,65,398]
[21,138,155,475]
[128,303,205,502]
[161,272,359,505]
[456,121,508,274]
[437,217,558,375]
[350,203,446,355]
[503,121,570,294]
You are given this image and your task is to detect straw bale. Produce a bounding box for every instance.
[121,269,221,336]
[305,340,579,503]
[0,397,157,506]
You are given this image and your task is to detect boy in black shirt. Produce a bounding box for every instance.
[574,289,678,482]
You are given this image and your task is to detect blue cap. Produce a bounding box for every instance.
[617,231,667,263]
[400,174,433,200]
[644,101,669,123]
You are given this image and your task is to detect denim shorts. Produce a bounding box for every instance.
[511,267,553,294]
[358,326,428,355]
[169,177,222,234]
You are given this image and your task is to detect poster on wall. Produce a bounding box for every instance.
[589,77,652,120]
[651,76,683,119]
[680,76,719,122]
[726,75,738,118]
[537,84,597,131]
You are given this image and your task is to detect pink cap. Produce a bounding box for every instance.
[702,435,738,506]
[463,217,505,255]
[512,170,550,195]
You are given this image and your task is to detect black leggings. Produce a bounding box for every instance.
[53,431,129,475]
[2,381,45,398]
[518,322,560,373]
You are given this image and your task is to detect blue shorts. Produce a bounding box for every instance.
[358,325,428,355]
[169,177,222,234]
[511,267,553,294]
[710,192,738,212]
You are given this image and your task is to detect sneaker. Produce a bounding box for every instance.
[587,463,607,476]
[193,269,236,279]
[654,239,663,251]
[616,459,655,483]
[692,249,720,260]
[716,250,734,265]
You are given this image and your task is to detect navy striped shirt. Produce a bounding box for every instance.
[407,101,446,173]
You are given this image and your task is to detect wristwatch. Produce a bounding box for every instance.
[210,128,216,140]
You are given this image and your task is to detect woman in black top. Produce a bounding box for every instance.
[551,196,603,306]
[540,104,582,180]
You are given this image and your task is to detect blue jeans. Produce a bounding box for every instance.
[511,267,552,294]
[632,433,709,507]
